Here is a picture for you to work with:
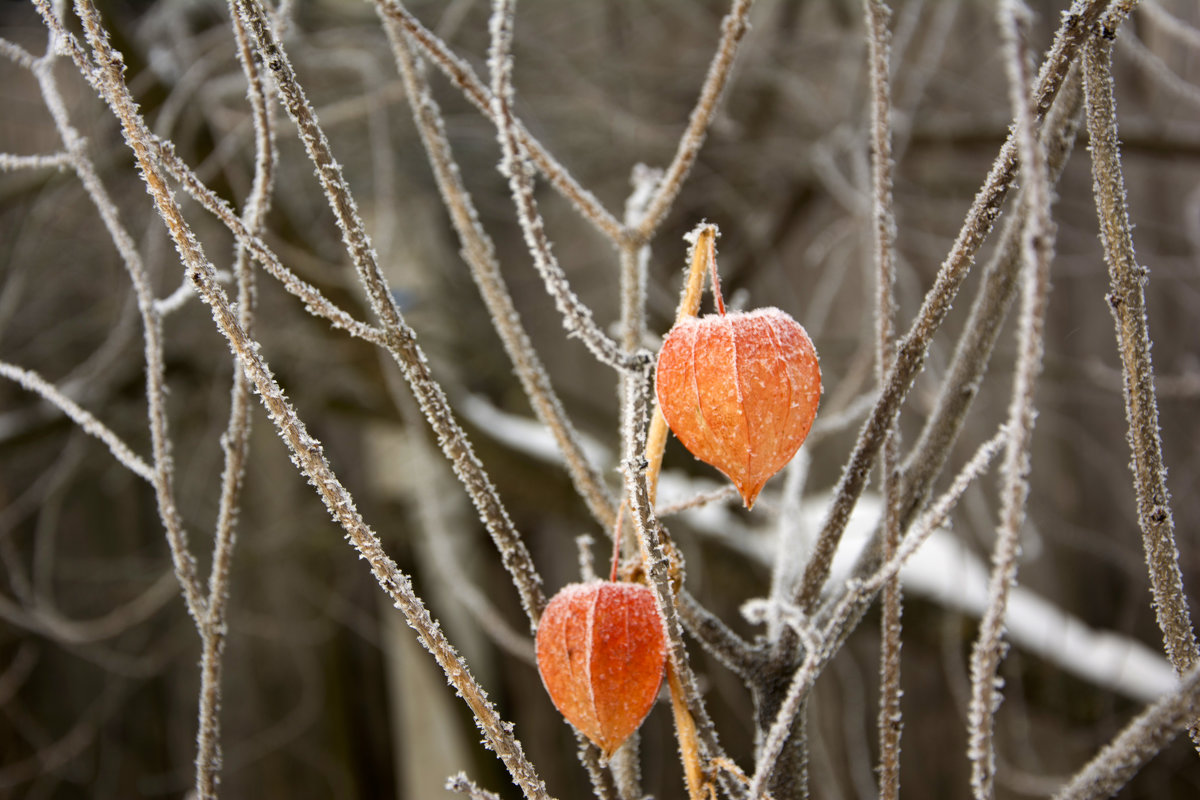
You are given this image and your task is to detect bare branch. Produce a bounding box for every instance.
[967,5,1056,795]
[634,0,755,242]
[487,0,632,372]
[1083,19,1199,738]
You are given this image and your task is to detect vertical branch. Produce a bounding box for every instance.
[967,4,1055,797]
[1083,20,1199,735]
[29,5,206,626]
[382,20,617,531]
[862,1,902,797]
[194,6,278,796]
[622,358,729,800]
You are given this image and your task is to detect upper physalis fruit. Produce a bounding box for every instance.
[535,581,666,756]
[656,299,820,508]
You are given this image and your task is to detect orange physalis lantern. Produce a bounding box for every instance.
[656,297,820,508]
[535,581,667,756]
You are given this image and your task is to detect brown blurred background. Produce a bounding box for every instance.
[1,0,1199,797]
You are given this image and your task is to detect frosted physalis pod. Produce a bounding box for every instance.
[655,231,820,508]
[535,581,666,756]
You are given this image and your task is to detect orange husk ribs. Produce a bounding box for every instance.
[535,581,667,756]
[655,306,820,508]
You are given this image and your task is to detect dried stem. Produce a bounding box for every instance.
[644,223,719,503]
[967,4,1056,796]
[0,361,154,484]
[863,1,902,796]
[1083,21,1199,740]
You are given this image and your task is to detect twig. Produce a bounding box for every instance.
[487,0,632,372]
[32,3,208,626]
[447,772,505,800]
[862,2,902,797]
[0,152,72,171]
[633,0,755,242]
[383,19,617,530]
[644,223,719,504]
[621,357,729,800]
[967,4,1056,796]
[0,361,153,484]
[194,5,277,794]
[1083,19,1199,744]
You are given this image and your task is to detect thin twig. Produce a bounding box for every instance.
[633,0,755,242]
[487,0,632,372]
[194,5,277,794]
[1083,20,1199,746]
[0,361,153,484]
[32,3,208,626]
[863,2,902,797]
[645,223,718,504]
[446,772,506,800]
[967,5,1056,796]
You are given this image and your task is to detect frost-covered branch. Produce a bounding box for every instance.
[1083,18,1199,744]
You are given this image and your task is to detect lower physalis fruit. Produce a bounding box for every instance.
[535,581,667,756]
[655,307,820,508]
